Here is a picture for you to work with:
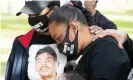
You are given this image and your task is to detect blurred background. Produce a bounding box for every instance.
[0,0,133,80]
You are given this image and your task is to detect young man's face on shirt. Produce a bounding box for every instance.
[35,52,56,79]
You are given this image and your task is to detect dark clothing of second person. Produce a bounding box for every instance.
[77,36,131,80]
[94,10,117,30]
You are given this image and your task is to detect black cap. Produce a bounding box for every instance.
[16,1,51,16]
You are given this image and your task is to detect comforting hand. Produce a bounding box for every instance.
[89,25,103,34]
[89,26,127,49]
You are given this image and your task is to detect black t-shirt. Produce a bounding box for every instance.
[77,36,131,80]
[31,32,56,45]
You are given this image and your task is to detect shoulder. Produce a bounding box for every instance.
[81,36,120,61]
[92,36,129,59]
[95,10,104,17]
[13,35,23,44]
[87,37,130,70]
[94,36,118,48]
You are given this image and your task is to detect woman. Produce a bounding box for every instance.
[48,5,131,80]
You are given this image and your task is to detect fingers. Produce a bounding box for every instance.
[89,25,103,34]
[93,30,109,41]
[118,42,123,49]
[93,31,106,41]
[89,25,103,30]
[89,26,98,33]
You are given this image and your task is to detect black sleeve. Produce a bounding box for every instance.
[95,11,117,30]
[123,35,133,67]
[5,37,29,80]
[90,38,131,80]
[5,38,18,80]
[100,14,117,29]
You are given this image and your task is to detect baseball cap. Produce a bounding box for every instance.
[16,1,51,16]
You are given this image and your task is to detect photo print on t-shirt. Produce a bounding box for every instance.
[28,44,67,80]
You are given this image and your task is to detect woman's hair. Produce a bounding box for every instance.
[70,1,95,26]
[49,5,88,26]
[47,1,60,9]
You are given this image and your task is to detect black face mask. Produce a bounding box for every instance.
[57,25,78,57]
[28,10,51,33]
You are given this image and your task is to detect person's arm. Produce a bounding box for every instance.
[123,35,133,67]
[5,36,29,80]
[5,38,17,80]
[89,26,133,68]
[89,26,127,48]
[89,26,132,49]
[124,35,133,50]
[90,38,131,80]
[95,10,117,30]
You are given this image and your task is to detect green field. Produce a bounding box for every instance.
[0,13,133,78]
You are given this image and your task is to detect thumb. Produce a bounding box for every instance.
[118,42,123,49]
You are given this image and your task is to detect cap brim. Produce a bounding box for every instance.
[16,6,38,16]
[16,1,49,16]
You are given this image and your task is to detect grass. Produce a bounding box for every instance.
[125,10,133,16]
[1,12,133,78]
[114,20,133,35]
[101,9,133,16]
[0,62,6,77]
[1,14,31,30]
[0,48,11,55]
[114,20,133,28]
